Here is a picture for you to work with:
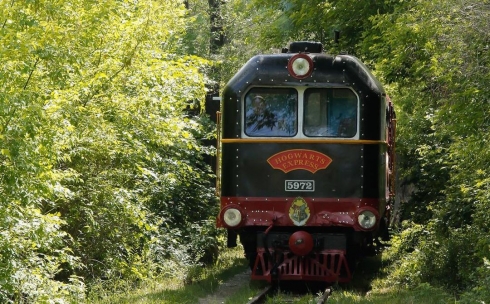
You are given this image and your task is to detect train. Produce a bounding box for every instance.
[215,41,396,283]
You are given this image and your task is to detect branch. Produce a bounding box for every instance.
[109,8,151,81]
[82,8,151,106]
[2,57,40,131]
[23,57,40,90]
[1,0,16,30]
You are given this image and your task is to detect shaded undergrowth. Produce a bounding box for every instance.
[88,246,248,304]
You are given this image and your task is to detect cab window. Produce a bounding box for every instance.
[303,88,357,138]
[244,88,298,137]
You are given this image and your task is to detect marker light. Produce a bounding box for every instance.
[357,210,377,229]
[223,208,242,227]
[288,53,314,79]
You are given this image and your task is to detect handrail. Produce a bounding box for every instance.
[389,119,397,198]
[215,111,222,197]
[220,138,387,145]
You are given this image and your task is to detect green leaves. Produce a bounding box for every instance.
[354,0,490,296]
[1,0,218,301]
[0,203,86,302]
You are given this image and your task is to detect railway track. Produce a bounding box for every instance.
[246,285,332,304]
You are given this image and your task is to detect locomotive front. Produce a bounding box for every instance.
[216,42,396,282]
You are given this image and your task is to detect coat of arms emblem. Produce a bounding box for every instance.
[289,197,311,226]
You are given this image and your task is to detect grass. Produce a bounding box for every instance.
[232,253,456,304]
[328,284,456,304]
[223,281,270,304]
[88,246,250,304]
[327,254,457,304]
[88,245,459,304]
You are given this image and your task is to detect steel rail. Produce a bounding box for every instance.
[316,288,333,304]
[246,285,274,304]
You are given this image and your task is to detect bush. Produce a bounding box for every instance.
[459,258,490,304]
[1,0,219,300]
[0,205,85,303]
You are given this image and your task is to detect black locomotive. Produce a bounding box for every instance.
[215,41,396,282]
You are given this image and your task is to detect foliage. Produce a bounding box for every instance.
[211,0,281,83]
[1,0,219,301]
[359,0,490,297]
[236,0,402,56]
[459,258,490,303]
[182,0,212,56]
[215,0,490,299]
[2,0,489,301]
[382,221,478,290]
[0,205,85,302]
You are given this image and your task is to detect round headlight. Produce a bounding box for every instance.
[357,210,377,229]
[223,208,242,227]
[288,54,313,79]
[292,58,310,76]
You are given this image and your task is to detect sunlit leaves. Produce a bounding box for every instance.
[1,0,216,301]
[355,0,490,296]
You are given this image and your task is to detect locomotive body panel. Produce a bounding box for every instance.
[221,142,386,199]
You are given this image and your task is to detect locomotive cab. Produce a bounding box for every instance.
[216,41,396,282]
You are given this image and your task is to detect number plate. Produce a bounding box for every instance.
[285,180,315,192]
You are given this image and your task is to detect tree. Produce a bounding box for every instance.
[1,0,216,301]
[360,0,490,295]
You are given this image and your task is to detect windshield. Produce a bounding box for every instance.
[244,88,298,137]
[243,87,357,138]
[303,88,357,138]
